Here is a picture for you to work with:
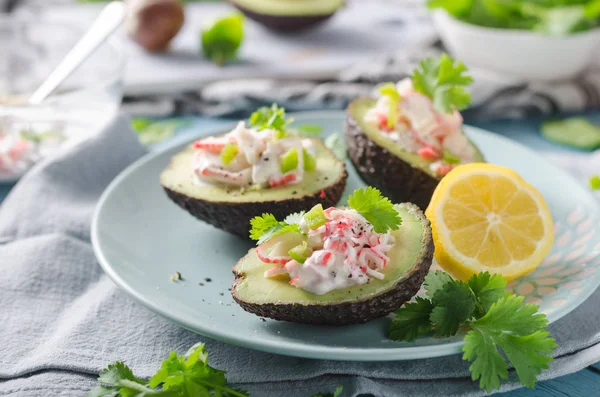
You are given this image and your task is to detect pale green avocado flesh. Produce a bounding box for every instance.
[351,98,485,179]
[233,204,427,305]
[232,0,344,16]
[160,138,345,204]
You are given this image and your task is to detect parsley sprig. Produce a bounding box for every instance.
[411,53,473,113]
[86,343,247,397]
[388,271,556,391]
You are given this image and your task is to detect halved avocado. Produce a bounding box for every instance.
[229,0,344,31]
[231,203,433,325]
[160,138,347,238]
[345,98,485,210]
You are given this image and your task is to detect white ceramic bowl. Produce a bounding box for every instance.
[432,11,600,81]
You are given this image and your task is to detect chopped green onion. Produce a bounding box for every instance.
[288,241,312,264]
[303,149,316,172]
[379,82,401,128]
[303,204,326,229]
[443,149,461,164]
[591,175,600,190]
[220,143,238,165]
[280,148,298,173]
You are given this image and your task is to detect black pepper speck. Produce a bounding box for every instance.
[205,278,212,282]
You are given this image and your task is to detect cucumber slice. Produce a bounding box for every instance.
[541,118,600,150]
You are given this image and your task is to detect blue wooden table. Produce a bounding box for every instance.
[0,115,598,396]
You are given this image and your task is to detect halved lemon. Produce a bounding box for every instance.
[425,163,554,281]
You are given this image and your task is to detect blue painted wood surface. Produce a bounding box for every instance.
[0,114,597,396]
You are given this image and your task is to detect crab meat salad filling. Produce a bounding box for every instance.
[249,187,402,295]
[364,54,477,176]
[192,104,317,188]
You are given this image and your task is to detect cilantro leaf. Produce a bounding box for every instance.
[462,328,509,392]
[249,213,280,241]
[347,187,401,233]
[465,295,555,391]
[249,104,293,136]
[312,385,343,397]
[423,270,453,299]
[388,297,434,342]
[411,53,473,113]
[430,281,475,337]
[249,213,301,245]
[98,362,144,386]
[467,272,507,318]
[472,294,549,337]
[500,331,556,388]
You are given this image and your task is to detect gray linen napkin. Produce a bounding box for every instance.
[1,116,600,397]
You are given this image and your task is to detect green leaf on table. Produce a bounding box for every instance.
[541,117,600,150]
[201,13,245,66]
[312,385,344,397]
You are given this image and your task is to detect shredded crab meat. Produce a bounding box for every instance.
[261,208,396,295]
[191,121,316,188]
[364,77,475,175]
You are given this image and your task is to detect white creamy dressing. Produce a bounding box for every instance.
[262,208,396,295]
[192,121,316,188]
[364,78,476,175]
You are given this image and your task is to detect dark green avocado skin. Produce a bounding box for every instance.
[345,104,440,211]
[231,203,434,325]
[163,170,347,239]
[230,1,337,31]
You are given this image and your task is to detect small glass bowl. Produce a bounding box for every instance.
[0,17,125,182]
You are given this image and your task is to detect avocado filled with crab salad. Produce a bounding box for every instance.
[160,105,348,238]
[231,187,434,325]
[345,54,485,210]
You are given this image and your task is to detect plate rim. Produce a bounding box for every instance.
[92,110,600,361]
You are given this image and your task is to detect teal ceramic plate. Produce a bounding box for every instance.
[92,112,600,361]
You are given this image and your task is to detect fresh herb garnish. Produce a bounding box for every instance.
[324,133,348,161]
[296,124,323,136]
[312,385,344,397]
[378,82,401,128]
[86,343,247,397]
[201,13,245,66]
[249,104,294,138]
[347,187,402,233]
[411,53,473,113]
[388,271,556,392]
[590,175,600,190]
[250,188,401,243]
[249,213,301,245]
